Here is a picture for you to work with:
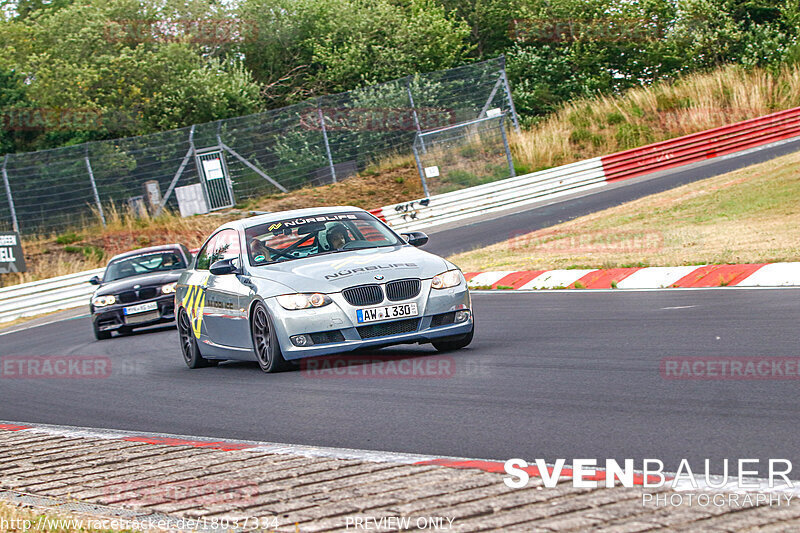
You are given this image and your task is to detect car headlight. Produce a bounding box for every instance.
[431,270,462,289]
[161,282,177,294]
[92,295,116,307]
[276,293,332,310]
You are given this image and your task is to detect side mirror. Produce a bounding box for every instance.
[89,276,101,285]
[402,231,428,247]
[210,258,240,276]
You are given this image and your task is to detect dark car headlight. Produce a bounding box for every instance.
[92,295,116,307]
[276,293,332,310]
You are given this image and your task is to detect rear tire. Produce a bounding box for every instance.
[93,322,111,340]
[251,302,290,373]
[178,308,214,369]
[432,322,474,352]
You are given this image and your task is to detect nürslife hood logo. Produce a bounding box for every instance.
[325,252,417,280]
[325,263,418,280]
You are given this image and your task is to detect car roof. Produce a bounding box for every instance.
[217,206,369,232]
[107,244,186,263]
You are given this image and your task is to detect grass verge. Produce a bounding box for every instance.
[448,150,800,272]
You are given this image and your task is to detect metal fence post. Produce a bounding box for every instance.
[406,77,425,153]
[84,145,106,226]
[500,115,516,178]
[1,155,19,233]
[157,125,196,216]
[317,105,337,183]
[499,56,521,133]
[412,142,431,197]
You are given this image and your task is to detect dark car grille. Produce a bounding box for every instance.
[385,279,421,301]
[342,284,383,306]
[117,287,160,304]
[117,291,137,304]
[357,318,420,339]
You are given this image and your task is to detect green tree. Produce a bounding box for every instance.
[237,0,470,107]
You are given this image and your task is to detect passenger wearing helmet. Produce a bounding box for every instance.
[327,223,349,250]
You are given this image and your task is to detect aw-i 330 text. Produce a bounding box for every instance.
[174,206,474,372]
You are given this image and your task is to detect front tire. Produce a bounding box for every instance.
[432,322,474,352]
[178,308,214,369]
[251,302,290,373]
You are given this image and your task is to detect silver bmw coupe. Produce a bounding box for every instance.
[175,206,474,372]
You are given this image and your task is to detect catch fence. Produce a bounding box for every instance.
[0,56,519,235]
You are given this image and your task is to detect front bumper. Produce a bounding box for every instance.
[264,280,472,359]
[92,295,176,332]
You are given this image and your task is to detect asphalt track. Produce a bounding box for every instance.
[2,289,800,477]
[3,138,800,478]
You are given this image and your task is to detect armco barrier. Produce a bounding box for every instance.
[601,107,800,181]
[375,157,605,232]
[374,106,800,232]
[0,268,103,323]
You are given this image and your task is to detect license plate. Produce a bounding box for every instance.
[123,301,158,315]
[356,303,418,324]
[124,310,160,325]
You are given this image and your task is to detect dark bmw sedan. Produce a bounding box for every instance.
[89,244,191,340]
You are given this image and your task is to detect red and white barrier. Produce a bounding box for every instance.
[374,107,800,231]
[465,263,800,290]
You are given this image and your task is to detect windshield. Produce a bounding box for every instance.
[104,251,186,282]
[245,212,402,265]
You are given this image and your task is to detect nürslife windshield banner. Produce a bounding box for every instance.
[0,232,25,274]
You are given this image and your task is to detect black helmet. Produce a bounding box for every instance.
[327,223,347,238]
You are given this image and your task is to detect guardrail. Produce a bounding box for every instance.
[601,107,800,181]
[0,268,103,323]
[372,106,800,231]
[372,157,605,231]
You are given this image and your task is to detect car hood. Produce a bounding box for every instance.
[93,271,184,296]
[248,245,449,292]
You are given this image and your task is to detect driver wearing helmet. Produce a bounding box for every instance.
[327,223,349,250]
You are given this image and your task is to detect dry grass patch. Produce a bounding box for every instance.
[448,150,800,272]
[8,163,423,284]
[510,64,800,172]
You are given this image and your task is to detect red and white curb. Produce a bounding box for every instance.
[2,420,798,497]
[465,262,800,290]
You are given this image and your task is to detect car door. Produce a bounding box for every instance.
[203,229,251,348]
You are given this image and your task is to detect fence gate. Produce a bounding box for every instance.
[195,148,234,210]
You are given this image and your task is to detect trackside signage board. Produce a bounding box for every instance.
[0,232,26,273]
